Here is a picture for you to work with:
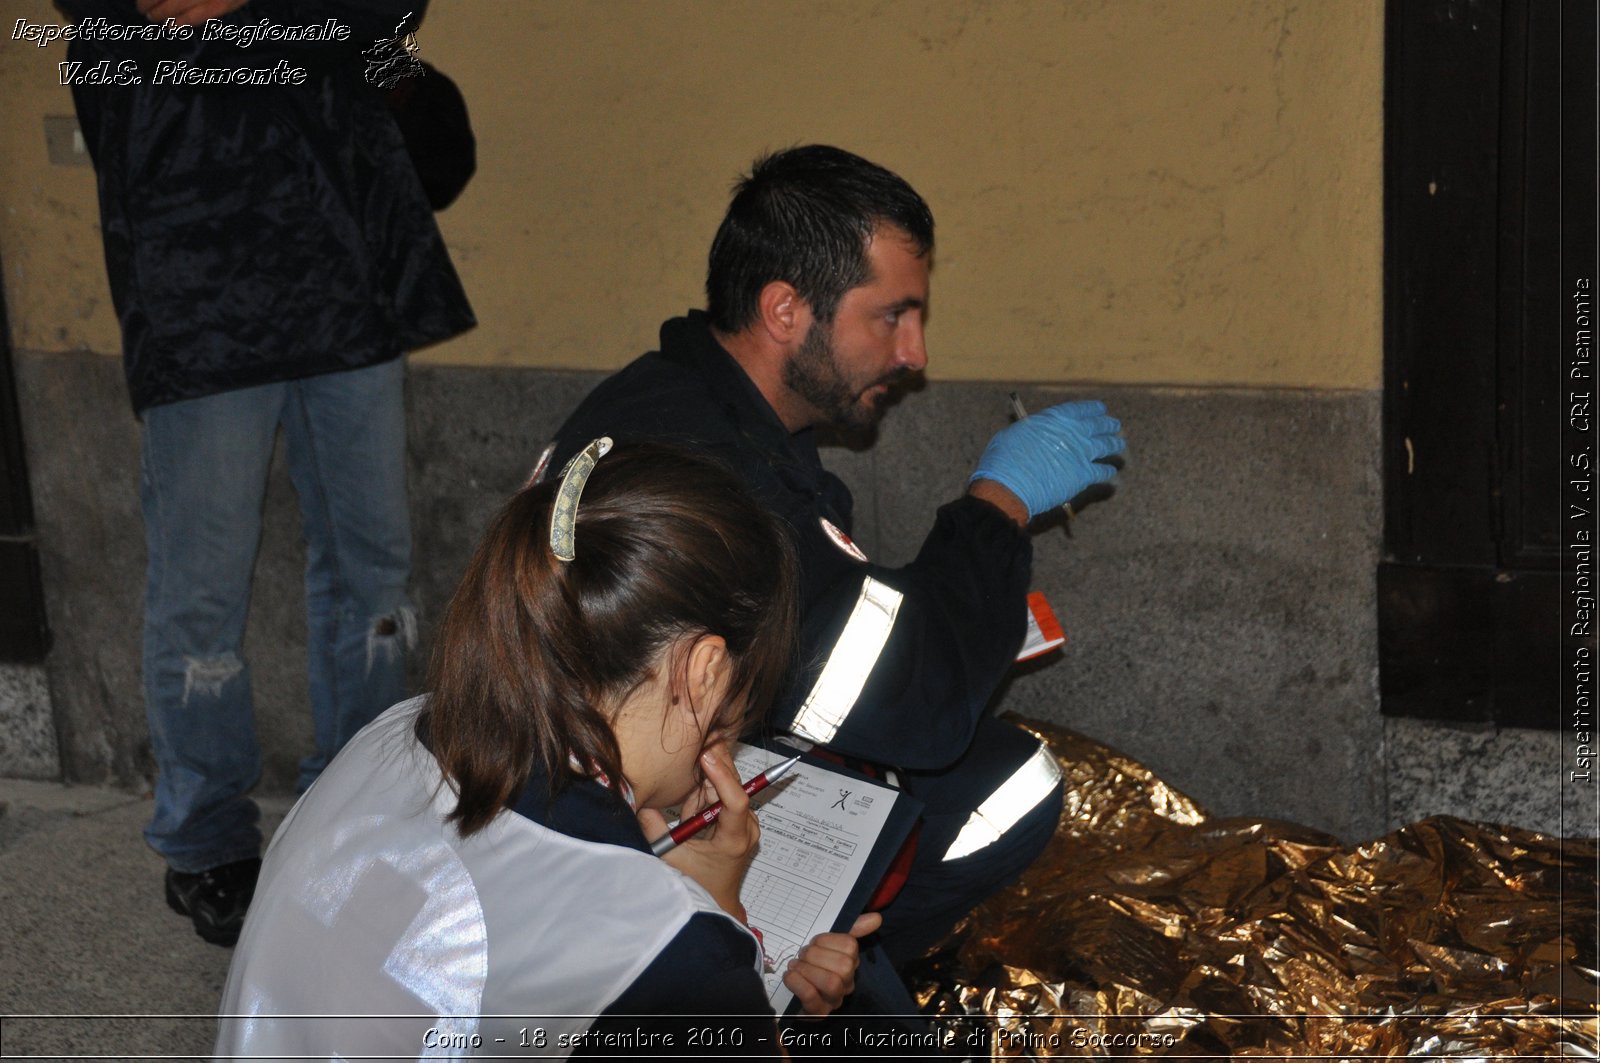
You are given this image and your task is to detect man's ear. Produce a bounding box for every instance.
[678,633,732,725]
[755,280,811,347]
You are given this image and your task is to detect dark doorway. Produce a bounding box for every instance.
[0,254,52,663]
[1381,0,1597,729]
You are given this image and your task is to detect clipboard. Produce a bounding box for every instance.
[732,740,923,1013]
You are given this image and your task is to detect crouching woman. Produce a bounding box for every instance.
[216,442,870,1058]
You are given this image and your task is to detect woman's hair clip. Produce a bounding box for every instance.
[549,436,613,561]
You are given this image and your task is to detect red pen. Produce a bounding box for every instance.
[650,754,802,856]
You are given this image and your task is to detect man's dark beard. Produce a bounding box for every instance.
[783,320,906,430]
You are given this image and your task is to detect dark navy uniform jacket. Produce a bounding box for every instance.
[552,311,1033,771]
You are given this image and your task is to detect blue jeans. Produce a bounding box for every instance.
[140,360,413,873]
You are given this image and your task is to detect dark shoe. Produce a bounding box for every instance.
[165,858,261,947]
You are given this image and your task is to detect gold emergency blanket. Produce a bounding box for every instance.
[913,718,1598,1059]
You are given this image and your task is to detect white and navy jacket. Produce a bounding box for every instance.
[216,699,778,1060]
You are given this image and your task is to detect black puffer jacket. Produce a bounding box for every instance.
[64,0,475,412]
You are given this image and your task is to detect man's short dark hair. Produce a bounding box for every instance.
[706,145,935,334]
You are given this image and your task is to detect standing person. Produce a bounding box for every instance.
[217,442,873,1057]
[551,145,1125,984]
[65,0,475,945]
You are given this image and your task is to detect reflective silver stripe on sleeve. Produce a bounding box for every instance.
[941,742,1063,861]
[788,576,904,745]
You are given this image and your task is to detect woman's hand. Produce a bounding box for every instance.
[636,744,758,921]
[784,912,882,1018]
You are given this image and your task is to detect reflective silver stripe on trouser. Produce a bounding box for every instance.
[788,577,904,745]
[941,742,1063,861]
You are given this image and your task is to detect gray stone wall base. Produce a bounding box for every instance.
[10,352,1578,842]
[0,663,58,780]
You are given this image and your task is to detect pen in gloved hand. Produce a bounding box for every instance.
[1008,392,1075,532]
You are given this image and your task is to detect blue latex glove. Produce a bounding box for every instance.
[969,400,1126,519]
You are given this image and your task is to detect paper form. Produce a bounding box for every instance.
[732,743,900,1012]
[1016,590,1066,661]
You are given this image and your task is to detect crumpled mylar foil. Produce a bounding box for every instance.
[911,716,1599,1059]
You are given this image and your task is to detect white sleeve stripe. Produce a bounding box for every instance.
[788,576,904,745]
[940,742,1063,861]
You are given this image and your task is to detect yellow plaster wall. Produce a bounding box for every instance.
[0,0,1382,389]
[0,0,118,358]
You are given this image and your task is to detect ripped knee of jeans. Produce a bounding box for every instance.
[365,605,418,674]
[181,653,245,705]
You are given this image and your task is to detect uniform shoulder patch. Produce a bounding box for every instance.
[819,518,869,562]
[524,442,557,487]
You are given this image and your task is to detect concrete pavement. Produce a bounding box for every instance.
[0,779,292,1059]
